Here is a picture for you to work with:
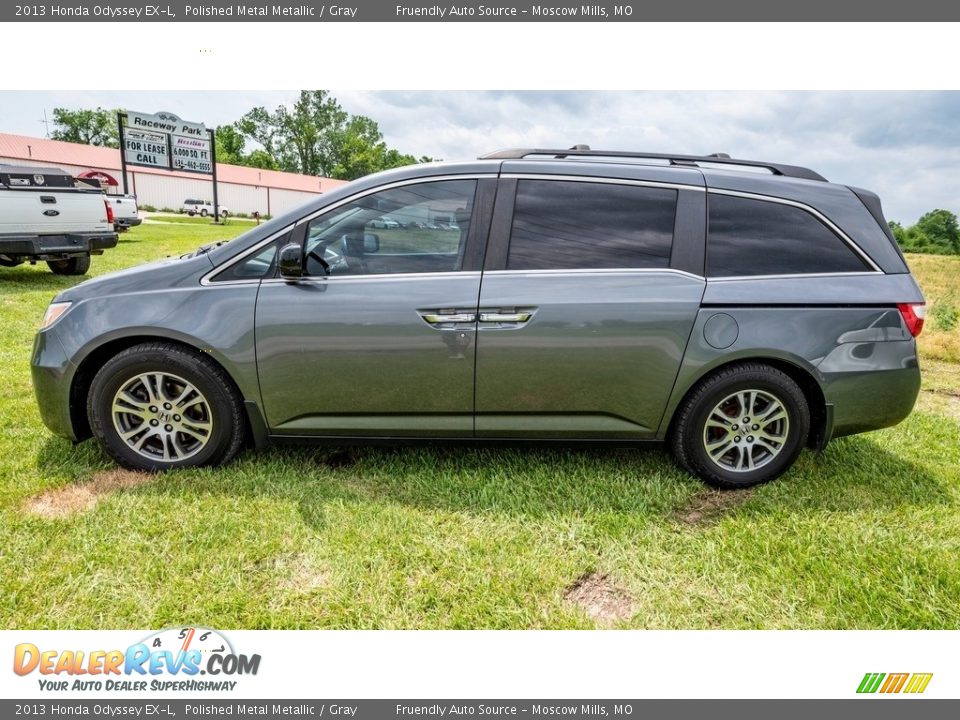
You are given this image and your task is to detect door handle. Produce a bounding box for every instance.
[421,312,476,324]
[479,311,532,323]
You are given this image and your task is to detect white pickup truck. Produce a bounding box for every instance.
[0,165,118,275]
[104,194,140,231]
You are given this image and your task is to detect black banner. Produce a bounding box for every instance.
[2,699,959,719]
[4,0,959,22]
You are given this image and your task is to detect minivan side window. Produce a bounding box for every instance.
[303,179,477,277]
[707,194,870,277]
[506,180,677,271]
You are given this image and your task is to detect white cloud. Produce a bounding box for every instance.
[1,90,957,223]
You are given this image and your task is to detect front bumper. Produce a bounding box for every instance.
[31,327,78,441]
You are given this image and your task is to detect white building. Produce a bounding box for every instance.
[0,133,347,217]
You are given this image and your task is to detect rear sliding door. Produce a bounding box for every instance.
[475,174,706,439]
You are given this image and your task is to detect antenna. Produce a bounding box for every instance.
[38,109,50,138]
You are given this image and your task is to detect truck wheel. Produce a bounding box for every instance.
[200,209,208,217]
[669,363,810,489]
[47,256,91,276]
[87,342,246,471]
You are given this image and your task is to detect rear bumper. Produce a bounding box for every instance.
[0,232,118,259]
[115,218,142,229]
[819,340,921,440]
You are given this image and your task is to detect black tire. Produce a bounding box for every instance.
[87,342,245,471]
[669,362,810,489]
[47,255,91,276]
[220,210,228,218]
[200,209,208,217]
[187,211,195,216]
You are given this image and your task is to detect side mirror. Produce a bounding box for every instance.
[363,232,380,253]
[278,243,304,280]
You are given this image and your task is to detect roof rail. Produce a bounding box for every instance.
[479,146,827,182]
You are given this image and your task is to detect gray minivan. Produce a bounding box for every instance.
[32,148,925,488]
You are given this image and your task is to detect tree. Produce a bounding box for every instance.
[914,209,960,254]
[50,107,119,148]
[236,90,429,180]
[213,124,246,165]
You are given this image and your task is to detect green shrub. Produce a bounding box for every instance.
[138,203,157,212]
[931,301,959,332]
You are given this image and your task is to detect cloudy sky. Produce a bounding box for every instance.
[1,90,957,224]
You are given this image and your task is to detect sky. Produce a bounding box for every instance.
[0,90,957,224]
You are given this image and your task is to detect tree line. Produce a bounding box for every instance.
[48,91,432,181]
[890,209,960,255]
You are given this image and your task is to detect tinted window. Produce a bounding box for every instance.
[304,180,476,277]
[506,180,677,270]
[210,234,286,282]
[708,194,870,277]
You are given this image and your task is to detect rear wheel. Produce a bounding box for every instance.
[87,343,245,471]
[670,363,810,489]
[47,255,91,276]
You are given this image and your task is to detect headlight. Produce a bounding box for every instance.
[40,302,72,330]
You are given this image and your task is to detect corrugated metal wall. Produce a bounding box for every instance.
[0,156,323,217]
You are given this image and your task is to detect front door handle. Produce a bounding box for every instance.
[479,311,532,323]
[422,312,476,324]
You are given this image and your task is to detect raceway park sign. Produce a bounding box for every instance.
[121,111,213,174]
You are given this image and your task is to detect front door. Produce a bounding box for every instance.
[255,177,493,437]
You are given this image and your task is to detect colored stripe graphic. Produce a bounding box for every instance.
[857,672,932,694]
[880,673,909,693]
[904,673,933,694]
[857,673,885,693]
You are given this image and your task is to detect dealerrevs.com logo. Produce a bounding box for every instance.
[13,627,261,693]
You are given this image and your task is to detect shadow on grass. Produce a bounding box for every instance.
[35,432,951,531]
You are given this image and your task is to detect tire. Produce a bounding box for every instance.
[200,209,208,217]
[220,210,228,218]
[87,342,245,471]
[47,255,91,276]
[669,362,810,489]
[187,211,195,217]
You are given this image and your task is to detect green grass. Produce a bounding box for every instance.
[1,232,960,629]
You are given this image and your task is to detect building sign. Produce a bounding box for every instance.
[126,110,206,138]
[120,111,211,173]
[171,134,213,174]
[122,128,170,169]
[118,109,220,217]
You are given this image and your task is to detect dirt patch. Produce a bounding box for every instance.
[922,389,960,422]
[674,488,754,526]
[563,572,635,625]
[26,469,152,519]
[276,553,328,593]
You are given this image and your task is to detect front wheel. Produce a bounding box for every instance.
[87,343,245,471]
[200,209,208,217]
[47,255,91,275]
[670,363,810,489]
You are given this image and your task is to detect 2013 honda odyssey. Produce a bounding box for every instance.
[32,147,924,488]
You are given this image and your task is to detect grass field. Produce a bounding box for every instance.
[1,222,959,629]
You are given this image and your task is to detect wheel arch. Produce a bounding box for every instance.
[663,355,829,450]
[69,333,266,448]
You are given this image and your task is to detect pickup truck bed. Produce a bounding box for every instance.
[0,164,119,275]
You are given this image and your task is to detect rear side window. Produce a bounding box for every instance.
[707,194,870,277]
[507,180,677,270]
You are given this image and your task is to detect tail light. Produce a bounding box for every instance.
[104,199,114,224]
[897,302,925,337]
